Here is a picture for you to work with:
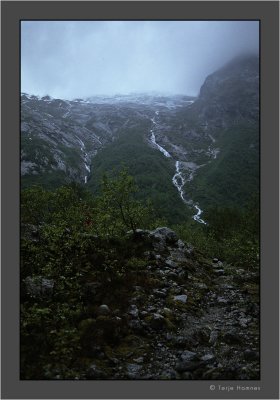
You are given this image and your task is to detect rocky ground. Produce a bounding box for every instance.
[75,228,260,380]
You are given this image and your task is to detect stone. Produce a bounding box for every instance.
[243,349,259,361]
[160,369,177,379]
[217,296,228,304]
[214,269,225,276]
[165,259,178,268]
[98,304,110,316]
[213,258,219,263]
[128,305,139,318]
[153,289,167,298]
[194,283,208,289]
[173,294,188,303]
[128,319,143,333]
[140,311,148,318]
[24,276,54,298]
[223,331,242,344]
[126,363,142,379]
[175,360,202,372]
[151,227,178,243]
[180,350,197,362]
[86,363,105,379]
[177,239,185,249]
[181,371,193,379]
[168,271,178,279]
[209,330,219,345]
[133,357,144,363]
[239,318,249,327]
[200,354,215,363]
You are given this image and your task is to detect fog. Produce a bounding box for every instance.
[21,21,259,99]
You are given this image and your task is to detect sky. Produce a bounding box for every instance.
[21,21,259,99]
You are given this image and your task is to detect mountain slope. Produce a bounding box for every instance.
[20,54,259,222]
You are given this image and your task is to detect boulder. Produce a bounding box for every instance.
[173,294,188,303]
[97,304,111,316]
[150,227,178,244]
[180,350,197,362]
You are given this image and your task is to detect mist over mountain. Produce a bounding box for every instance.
[21,21,259,99]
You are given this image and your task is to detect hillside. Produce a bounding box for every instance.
[21,55,259,223]
[20,55,260,380]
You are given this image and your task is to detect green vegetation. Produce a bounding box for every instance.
[21,168,259,379]
[88,125,192,224]
[20,171,162,379]
[188,123,259,209]
[173,194,259,268]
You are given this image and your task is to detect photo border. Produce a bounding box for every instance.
[1,1,279,399]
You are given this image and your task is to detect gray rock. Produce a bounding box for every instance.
[175,360,203,372]
[180,350,197,361]
[153,289,167,298]
[160,369,177,379]
[200,354,215,363]
[128,319,143,333]
[217,296,228,304]
[128,305,139,318]
[126,363,142,378]
[180,371,193,379]
[209,330,219,345]
[214,269,225,276]
[165,259,178,268]
[243,349,259,361]
[133,357,144,363]
[194,283,208,290]
[24,276,54,297]
[98,304,110,316]
[213,258,219,263]
[223,331,242,344]
[239,317,249,327]
[151,227,178,243]
[174,294,188,303]
[168,271,178,279]
[86,363,105,379]
[177,239,185,249]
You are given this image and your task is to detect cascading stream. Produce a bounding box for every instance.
[150,111,206,225]
[77,138,91,184]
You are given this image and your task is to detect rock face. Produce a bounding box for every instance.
[191,54,259,130]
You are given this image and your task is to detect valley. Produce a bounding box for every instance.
[20,54,260,380]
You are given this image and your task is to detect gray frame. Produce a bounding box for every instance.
[1,1,279,399]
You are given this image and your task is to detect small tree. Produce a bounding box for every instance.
[95,169,153,236]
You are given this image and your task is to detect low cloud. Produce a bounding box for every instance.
[21,20,259,99]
